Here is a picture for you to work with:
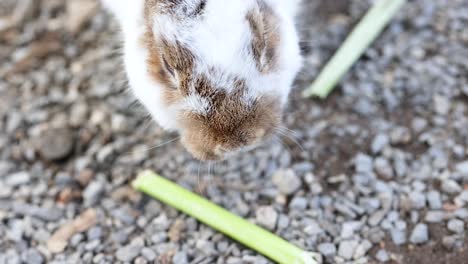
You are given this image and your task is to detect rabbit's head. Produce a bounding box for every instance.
[105,0,302,160]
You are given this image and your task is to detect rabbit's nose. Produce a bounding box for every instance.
[193,149,223,161]
[181,138,223,161]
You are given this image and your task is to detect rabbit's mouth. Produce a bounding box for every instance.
[180,138,256,162]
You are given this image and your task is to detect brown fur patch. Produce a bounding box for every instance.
[246,1,281,73]
[180,92,282,160]
[143,0,216,105]
[142,0,198,105]
[141,28,183,104]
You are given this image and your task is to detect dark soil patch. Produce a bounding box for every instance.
[371,225,468,264]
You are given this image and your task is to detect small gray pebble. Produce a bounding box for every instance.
[338,240,359,260]
[371,134,389,154]
[454,208,468,219]
[54,172,74,186]
[85,240,100,251]
[235,199,250,217]
[134,256,148,264]
[292,162,314,174]
[410,224,429,244]
[0,161,15,177]
[456,190,468,205]
[277,214,290,230]
[391,229,406,245]
[317,243,336,257]
[442,235,458,250]
[87,226,102,240]
[441,180,462,194]
[32,229,50,243]
[272,169,301,195]
[83,180,105,206]
[96,145,115,163]
[21,249,44,264]
[6,112,22,133]
[304,220,324,236]
[425,211,446,223]
[111,114,128,132]
[409,192,426,209]
[395,220,407,230]
[387,211,399,222]
[456,161,468,177]
[381,219,393,230]
[375,181,393,194]
[334,202,357,218]
[390,127,411,144]
[172,252,188,264]
[447,219,464,234]
[3,250,20,264]
[255,206,277,230]
[374,157,394,179]
[433,95,450,115]
[216,241,229,253]
[242,255,269,264]
[226,257,243,264]
[70,233,84,247]
[375,249,390,262]
[412,181,426,192]
[150,233,167,244]
[368,227,385,244]
[369,210,386,226]
[355,153,373,174]
[289,197,308,210]
[12,203,63,222]
[5,171,31,187]
[116,245,142,262]
[410,211,420,223]
[360,198,380,212]
[111,208,136,225]
[426,191,442,210]
[353,240,372,259]
[141,248,156,261]
[111,230,129,244]
[394,156,408,177]
[36,128,74,161]
[195,240,216,255]
[93,254,105,263]
[340,221,361,239]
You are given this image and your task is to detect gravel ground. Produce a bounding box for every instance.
[1,0,467,263]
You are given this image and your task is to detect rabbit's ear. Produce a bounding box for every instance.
[247,2,281,74]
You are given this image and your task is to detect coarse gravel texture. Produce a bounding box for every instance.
[1,0,467,264]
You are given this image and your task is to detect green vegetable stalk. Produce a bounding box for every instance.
[132,170,322,264]
[303,0,406,98]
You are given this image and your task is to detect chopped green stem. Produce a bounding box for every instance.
[303,0,406,98]
[133,171,322,264]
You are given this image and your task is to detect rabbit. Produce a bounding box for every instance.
[101,0,303,161]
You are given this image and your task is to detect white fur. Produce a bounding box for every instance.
[177,95,211,116]
[102,0,302,131]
